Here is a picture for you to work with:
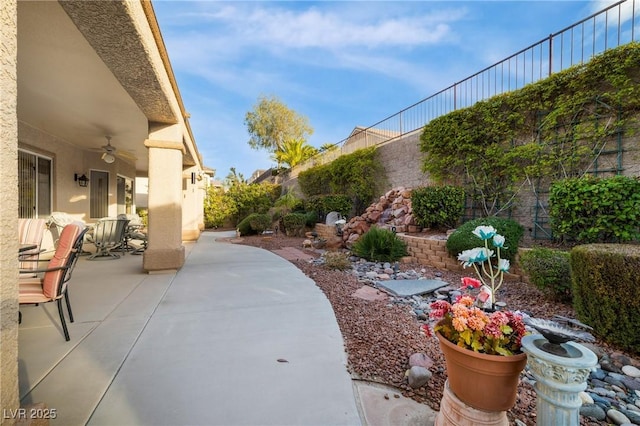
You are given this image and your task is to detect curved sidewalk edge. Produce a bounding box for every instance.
[88,230,363,426]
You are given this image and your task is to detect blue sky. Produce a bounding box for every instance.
[152,1,614,181]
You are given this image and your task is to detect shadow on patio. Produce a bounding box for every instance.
[18,231,360,426]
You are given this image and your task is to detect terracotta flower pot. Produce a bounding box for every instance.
[436,331,527,412]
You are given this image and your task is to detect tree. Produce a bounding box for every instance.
[225,167,246,188]
[272,138,318,168]
[244,95,314,155]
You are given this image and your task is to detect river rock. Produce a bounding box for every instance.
[607,408,631,425]
[623,365,640,378]
[580,404,606,421]
[580,391,594,404]
[409,353,434,369]
[407,366,432,388]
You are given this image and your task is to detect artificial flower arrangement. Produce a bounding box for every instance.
[428,296,527,356]
[424,225,527,356]
[456,225,512,307]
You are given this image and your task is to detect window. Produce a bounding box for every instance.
[90,170,109,219]
[117,175,134,215]
[18,150,52,218]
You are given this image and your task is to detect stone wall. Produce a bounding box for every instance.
[398,234,526,282]
[376,130,431,190]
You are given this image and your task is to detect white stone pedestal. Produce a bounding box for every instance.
[521,334,597,426]
[435,380,508,426]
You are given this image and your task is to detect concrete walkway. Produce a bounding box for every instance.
[18,231,361,425]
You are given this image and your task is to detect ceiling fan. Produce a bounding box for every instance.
[91,136,137,163]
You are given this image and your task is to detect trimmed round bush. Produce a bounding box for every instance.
[351,226,408,262]
[237,213,271,236]
[446,217,524,262]
[282,212,307,236]
[520,247,572,302]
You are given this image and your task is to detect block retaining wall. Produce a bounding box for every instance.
[398,234,526,282]
[315,224,527,282]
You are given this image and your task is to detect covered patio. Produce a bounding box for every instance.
[18,231,361,425]
[2,0,211,414]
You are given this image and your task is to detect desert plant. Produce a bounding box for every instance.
[323,251,352,271]
[446,217,524,262]
[351,227,408,262]
[519,247,572,302]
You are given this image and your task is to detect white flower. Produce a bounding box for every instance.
[493,234,506,248]
[458,247,493,267]
[498,258,510,272]
[472,225,497,240]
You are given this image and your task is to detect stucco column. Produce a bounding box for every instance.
[143,138,185,272]
[1,0,20,420]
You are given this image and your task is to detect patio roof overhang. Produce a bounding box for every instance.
[17,0,201,174]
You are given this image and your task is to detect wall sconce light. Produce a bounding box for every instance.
[191,172,196,185]
[74,173,89,187]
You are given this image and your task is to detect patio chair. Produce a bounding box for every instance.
[46,212,89,255]
[18,218,47,273]
[19,223,88,341]
[116,213,148,255]
[86,218,130,260]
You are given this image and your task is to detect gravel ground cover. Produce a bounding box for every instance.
[223,231,636,426]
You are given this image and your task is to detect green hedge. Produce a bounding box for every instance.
[304,194,352,221]
[549,175,640,243]
[298,147,384,216]
[520,247,572,302]
[411,185,465,230]
[570,244,640,354]
[237,213,272,236]
[282,213,307,237]
[446,217,524,262]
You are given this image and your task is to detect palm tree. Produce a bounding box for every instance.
[272,138,318,169]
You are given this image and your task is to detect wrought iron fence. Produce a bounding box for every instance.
[290,0,638,178]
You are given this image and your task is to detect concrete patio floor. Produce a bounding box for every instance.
[18,231,362,425]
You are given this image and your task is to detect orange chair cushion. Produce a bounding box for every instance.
[19,282,49,304]
[41,224,80,299]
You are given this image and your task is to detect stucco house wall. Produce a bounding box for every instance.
[19,122,137,222]
[1,0,20,419]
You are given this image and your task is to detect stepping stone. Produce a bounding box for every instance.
[376,279,448,297]
[352,285,388,301]
[272,247,315,261]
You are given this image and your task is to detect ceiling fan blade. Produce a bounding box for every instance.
[116,150,138,161]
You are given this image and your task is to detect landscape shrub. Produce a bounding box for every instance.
[305,194,352,222]
[322,251,352,271]
[570,244,640,354]
[237,213,272,236]
[519,247,572,302]
[549,175,640,243]
[298,147,384,216]
[446,217,524,262]
[282,212,307,237]
[411,185,465,229]
[248,213,272,234]
[304,211,318,227]
[351,227,408,262]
